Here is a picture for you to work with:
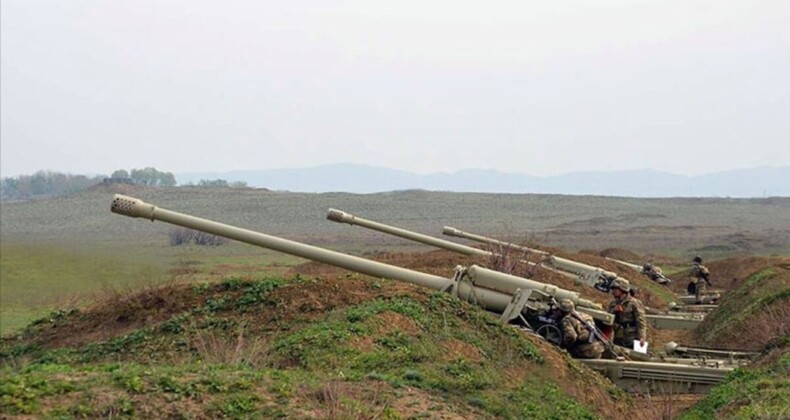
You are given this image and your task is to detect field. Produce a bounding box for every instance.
[0,186,790,333]
[2,184,789,334]
[1,186,788,418]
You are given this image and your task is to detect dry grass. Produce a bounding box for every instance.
[189,326,271,366]
[308,380,397,420]
[715,301,790,351]
[634,392,701,420]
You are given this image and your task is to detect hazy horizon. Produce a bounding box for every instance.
[2,162,789,180]
[2,1,789,178]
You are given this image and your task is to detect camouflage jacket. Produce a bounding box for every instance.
[607,295,647,341]
[690,262,710,283]
[560,311,595,348]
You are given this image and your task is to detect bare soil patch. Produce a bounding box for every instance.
[373,311,421,335]
[439,339,483,363]
[707,256,790,291]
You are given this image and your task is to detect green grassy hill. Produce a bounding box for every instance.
[0,275,628,419]
[678,258,790,419]
[679,348,789,420]
[695,258,790,351]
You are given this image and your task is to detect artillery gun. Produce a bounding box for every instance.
[443,227,716,301]
[443,226,623,292]
[604,259,721,305]
[605,257,673,285]
[110,195,738,394]
[441,226,715,324]
[328,212,704,330]
[326,209,579,281]
[111,195,608,335]
[327,209,616,291]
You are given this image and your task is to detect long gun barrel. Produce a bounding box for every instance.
[443,226,620,291]
[328,209,492,257]
[606,257,673,285]
[605,258,642,272]
[111,195,610,324]
[327,209,577,281]
[442,226,548,255]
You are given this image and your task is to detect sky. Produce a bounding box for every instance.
[2,0,789,178]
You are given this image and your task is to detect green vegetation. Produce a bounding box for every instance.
[0,243,168,335]
[696,266,790,350]
[126,167,176,187]
[0,167,177,200]
[0,241,303,336]
[680,353,790,420]
[0,171,105,200]
[0,276,620,418]
[680,261,790,419]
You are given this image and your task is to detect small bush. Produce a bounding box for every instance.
[169,228,227,246]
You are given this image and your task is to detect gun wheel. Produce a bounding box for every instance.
[536,324,563,346]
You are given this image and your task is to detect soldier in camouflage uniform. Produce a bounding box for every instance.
[641,263,669,285]
[556,299,604,359]
[607,278,647,348]
[689,255,712,304]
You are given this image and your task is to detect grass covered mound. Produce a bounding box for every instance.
[1,276,628,419]
[679,347,790,419]
[695,261,790,351]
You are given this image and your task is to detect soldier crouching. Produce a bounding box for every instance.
[607,278,647,348]
[556,298,604,359]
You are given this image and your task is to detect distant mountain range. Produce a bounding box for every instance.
[177,164,790,197]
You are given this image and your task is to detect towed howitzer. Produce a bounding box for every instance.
[611,258,720,305]
[442,226,707,329]
[110,195,735,394]
[605,257,672,285]
[111,195,609,331]
[327,213,703,330]
[443,226,621,292]
[327,209,579,281]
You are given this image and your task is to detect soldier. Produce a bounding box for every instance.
[689,255,712,304]
[607,278,647,348]
[642,263,669,284]
[556,299,605,359]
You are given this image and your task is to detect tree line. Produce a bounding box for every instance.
[110,168,176,187]
[0,171,105,199]
[1,168,251,199]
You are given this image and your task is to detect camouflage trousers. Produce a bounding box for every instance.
[569,341,604,359]
[695,280,707,303]
[613,329,639,348]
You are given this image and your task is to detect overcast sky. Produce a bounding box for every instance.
[2,0,789,177]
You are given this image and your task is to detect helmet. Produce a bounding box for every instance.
[556,298,575,312]
[611,278,631,292]
[693,255,703,263]
[643,263,653,271]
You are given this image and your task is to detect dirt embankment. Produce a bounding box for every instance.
[695,259,790,351]
[3,274,628,419]
[706,256,790,292]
